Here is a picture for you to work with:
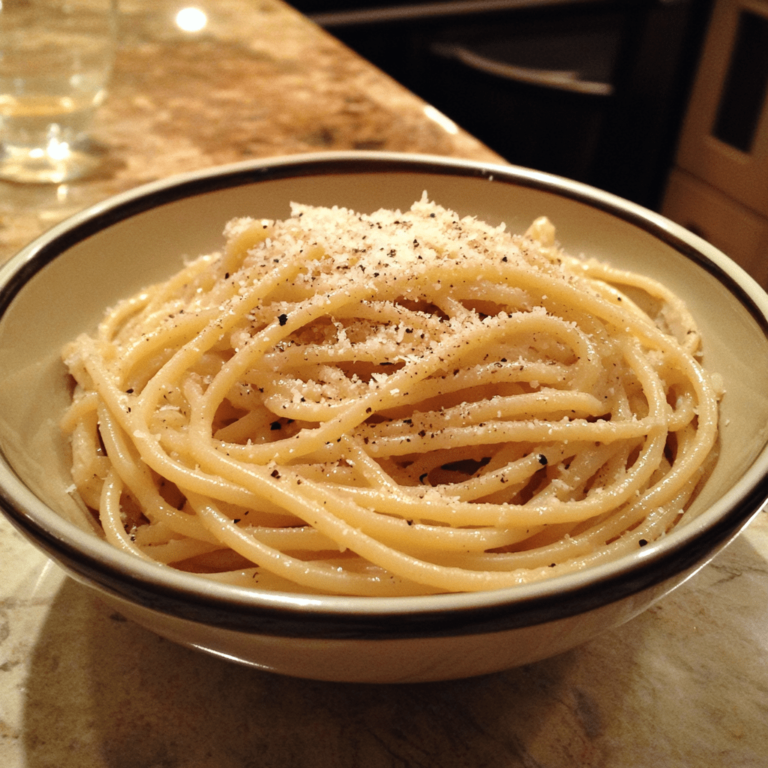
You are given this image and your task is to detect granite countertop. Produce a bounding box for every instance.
[1,1,768,766]
[0,0,500,264]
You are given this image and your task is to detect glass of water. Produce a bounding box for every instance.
[0,0,118,184]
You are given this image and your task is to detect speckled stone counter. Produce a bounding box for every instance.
[2,2,768,767]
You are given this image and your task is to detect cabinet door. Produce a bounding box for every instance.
[662,168,768,288]
[676,0,768,218]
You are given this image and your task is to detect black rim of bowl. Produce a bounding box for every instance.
[1,151,768,641]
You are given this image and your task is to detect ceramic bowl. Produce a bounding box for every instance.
[2,151,768,683]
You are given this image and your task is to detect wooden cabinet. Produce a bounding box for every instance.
[662,0,768,287]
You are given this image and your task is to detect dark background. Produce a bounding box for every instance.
[292,0,714,210]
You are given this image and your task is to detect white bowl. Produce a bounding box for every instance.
[2,151,768,683]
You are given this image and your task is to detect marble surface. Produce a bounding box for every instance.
[1,1,768,766]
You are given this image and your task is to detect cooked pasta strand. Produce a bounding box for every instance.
[60,196,720,595]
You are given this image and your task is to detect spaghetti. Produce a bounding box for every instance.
[61,196,720,595]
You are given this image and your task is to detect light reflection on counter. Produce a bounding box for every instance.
[423,105,459,135]
[175,6,208,32]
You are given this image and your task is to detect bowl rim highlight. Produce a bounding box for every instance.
[1,150,768,640]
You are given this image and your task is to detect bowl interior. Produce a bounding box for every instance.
[2,153,768,604]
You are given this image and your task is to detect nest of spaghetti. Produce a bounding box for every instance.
[61,195,720,596]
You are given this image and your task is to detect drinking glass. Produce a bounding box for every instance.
[0,0,118,184]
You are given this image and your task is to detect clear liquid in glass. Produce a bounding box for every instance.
[0,3,117,183]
